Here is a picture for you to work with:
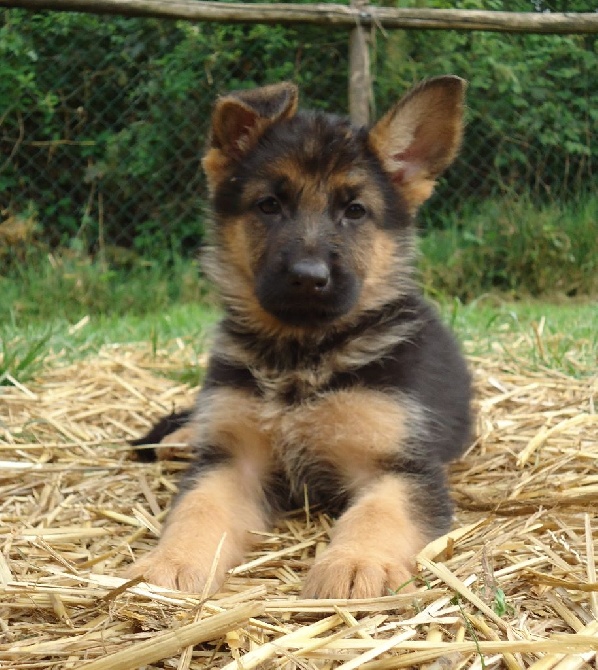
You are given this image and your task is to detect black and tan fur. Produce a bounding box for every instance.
[128,77,472,599]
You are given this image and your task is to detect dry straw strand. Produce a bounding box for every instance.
[77,602,263,669]
[2,335,597,669]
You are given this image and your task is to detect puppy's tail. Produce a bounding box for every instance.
[130,409,194,461]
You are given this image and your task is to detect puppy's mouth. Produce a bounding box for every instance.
[256,281,361,329]
[265,300,352,328]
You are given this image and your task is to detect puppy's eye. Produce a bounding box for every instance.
[344,202,367,220]
[257,197,281,215]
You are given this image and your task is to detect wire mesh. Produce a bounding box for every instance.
[0,7,595,261]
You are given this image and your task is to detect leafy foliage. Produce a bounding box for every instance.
[0,10,346,256]
[0,1,595,300]
[373,0,596,228]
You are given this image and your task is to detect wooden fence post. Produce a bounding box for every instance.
[348,0,373,126]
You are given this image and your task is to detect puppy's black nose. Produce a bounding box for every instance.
[289,259,330,293]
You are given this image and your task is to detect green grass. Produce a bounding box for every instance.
[420,193,598,300]
[0,252,221,384]
[437,296,597,377]
[0,251,211,322]
[1,209,596,386]
[1,290,595,387]
[0,327,54,386]
[0,303,220,386]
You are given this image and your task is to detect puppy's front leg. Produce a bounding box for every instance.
[302,473,446,599]
[127,463,268,593]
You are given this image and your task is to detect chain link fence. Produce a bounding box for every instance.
[1,5,595,264]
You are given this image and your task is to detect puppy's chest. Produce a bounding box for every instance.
[255,364,332,406]
[250,366,410,486]
[251,367,332,457]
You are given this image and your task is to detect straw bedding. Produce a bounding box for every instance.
[1,326,597,669]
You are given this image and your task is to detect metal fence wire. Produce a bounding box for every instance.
[0,6,595,261]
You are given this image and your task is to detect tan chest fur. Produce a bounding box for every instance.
[192,378,414,496]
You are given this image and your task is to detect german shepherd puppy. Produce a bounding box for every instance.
[127,77,472,599]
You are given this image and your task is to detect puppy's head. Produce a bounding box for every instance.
[203,78,465,336]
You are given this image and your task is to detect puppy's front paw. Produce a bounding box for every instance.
[126,543,227,593]
[302,546,417,599]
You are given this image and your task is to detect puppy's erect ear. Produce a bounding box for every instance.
[369,76,466,213]
[203,82,298,189]
[211,83,298,154]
